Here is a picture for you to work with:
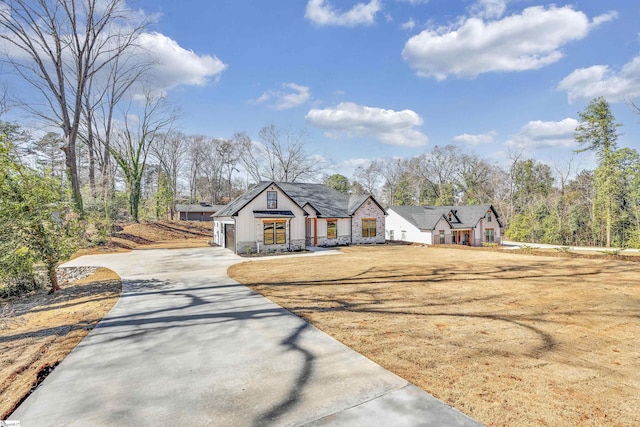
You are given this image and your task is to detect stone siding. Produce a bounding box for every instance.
[351,199,386,245]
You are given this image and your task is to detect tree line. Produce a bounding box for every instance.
[0,1,638,296]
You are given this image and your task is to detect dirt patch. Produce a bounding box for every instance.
[0,268,121,419]
[229,245,640,427]
[76,220,213,257]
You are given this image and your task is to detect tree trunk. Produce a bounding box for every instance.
[46,263,61,294]
[63,140,83,216]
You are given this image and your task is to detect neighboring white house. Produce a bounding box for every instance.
[213,181,386,253]
[386,205,502,246]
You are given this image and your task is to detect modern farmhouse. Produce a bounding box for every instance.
[386,205,502,246]
[213,181,386,253]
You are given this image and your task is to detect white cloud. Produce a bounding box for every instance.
[342,158,373,169]
[402,6,612,80]
[452,131,497,145]
[305,0,381,27]
[507,118,579,150]
[401,19,417,30]
[254,83,311,110]
[470,0,507,20]
[139,32,227,90]
[305,102,429,147]
[396,0,429,4]
[558,56,640,103]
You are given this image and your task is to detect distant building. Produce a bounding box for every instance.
[386,205,502,246]
[175,203,225,221]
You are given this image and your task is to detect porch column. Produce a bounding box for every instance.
[313,218,318,247]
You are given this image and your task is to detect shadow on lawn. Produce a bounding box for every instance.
[238,260,640,358]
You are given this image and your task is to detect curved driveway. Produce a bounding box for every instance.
[11,247,480,426]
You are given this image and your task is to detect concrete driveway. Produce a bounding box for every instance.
[11,247,480,426]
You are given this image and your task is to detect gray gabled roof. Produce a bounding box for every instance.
[213,181,384,219]
[390,204,501,230]
[213,182,272,217]
[276,182,352,218]
[175,204,225,213]
[389,205,449,230]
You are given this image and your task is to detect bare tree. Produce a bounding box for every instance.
[0,0,147,214]
[239,125,322,183]
[110,90,176,222]
[410,145,460,205]
[353,161,382,196]
[187,135,209,202]
[82,38,151,202]
[150,130,187,218]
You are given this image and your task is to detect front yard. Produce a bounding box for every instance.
[228,245,640,427]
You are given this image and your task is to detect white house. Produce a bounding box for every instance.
[213,181,386,253]
[386,205,502,246]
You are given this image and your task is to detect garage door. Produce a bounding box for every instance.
[224,224,235,251]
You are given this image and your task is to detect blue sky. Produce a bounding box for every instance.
[5,0,640,178]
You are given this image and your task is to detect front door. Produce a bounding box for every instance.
[224,224,235,251]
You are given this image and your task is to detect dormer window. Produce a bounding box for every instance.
[267,191,277,209]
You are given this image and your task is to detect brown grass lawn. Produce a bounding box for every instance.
[0,268,121,418]
[228,245,640,427]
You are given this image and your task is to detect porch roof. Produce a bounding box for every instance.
[253,210,296,218]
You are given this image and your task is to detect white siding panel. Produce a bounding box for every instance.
[385,209,431,244]
[338,218,350,236]
[236,184,306,243]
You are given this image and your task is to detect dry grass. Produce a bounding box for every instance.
[75,220,213,257]
[1,220,212,418]
[229,245,640,427]
[0,268,121,419]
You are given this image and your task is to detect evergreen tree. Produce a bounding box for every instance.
[575,97,621,247]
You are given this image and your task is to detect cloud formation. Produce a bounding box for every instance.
[305,102,429,147]
[558,56,640,103]
[402,6,614,80]
[254,83,311,110]
[508,118,579,150]
[305,0,381,27]
[452,131,497,145]
[470,0,507,19]
[140,32,227,90]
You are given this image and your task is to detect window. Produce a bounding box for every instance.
[264,221,285,245]
[362,218,376,238]
[327,220,337,239]
[439,230,445,244]
[487,212,492,222]
[389,230,394,240]
[485,228,494,243]
[267,191,277,209]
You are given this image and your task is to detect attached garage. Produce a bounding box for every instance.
[224,224,235,251]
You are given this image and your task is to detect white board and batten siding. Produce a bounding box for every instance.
[234,184,307,252]
[386,208,431,244]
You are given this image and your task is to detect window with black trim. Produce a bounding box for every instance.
[487,212,492,222]
[327,220,337,239]
[264,221,285,244]
[267,191,277,209]
[362,218,376,238]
